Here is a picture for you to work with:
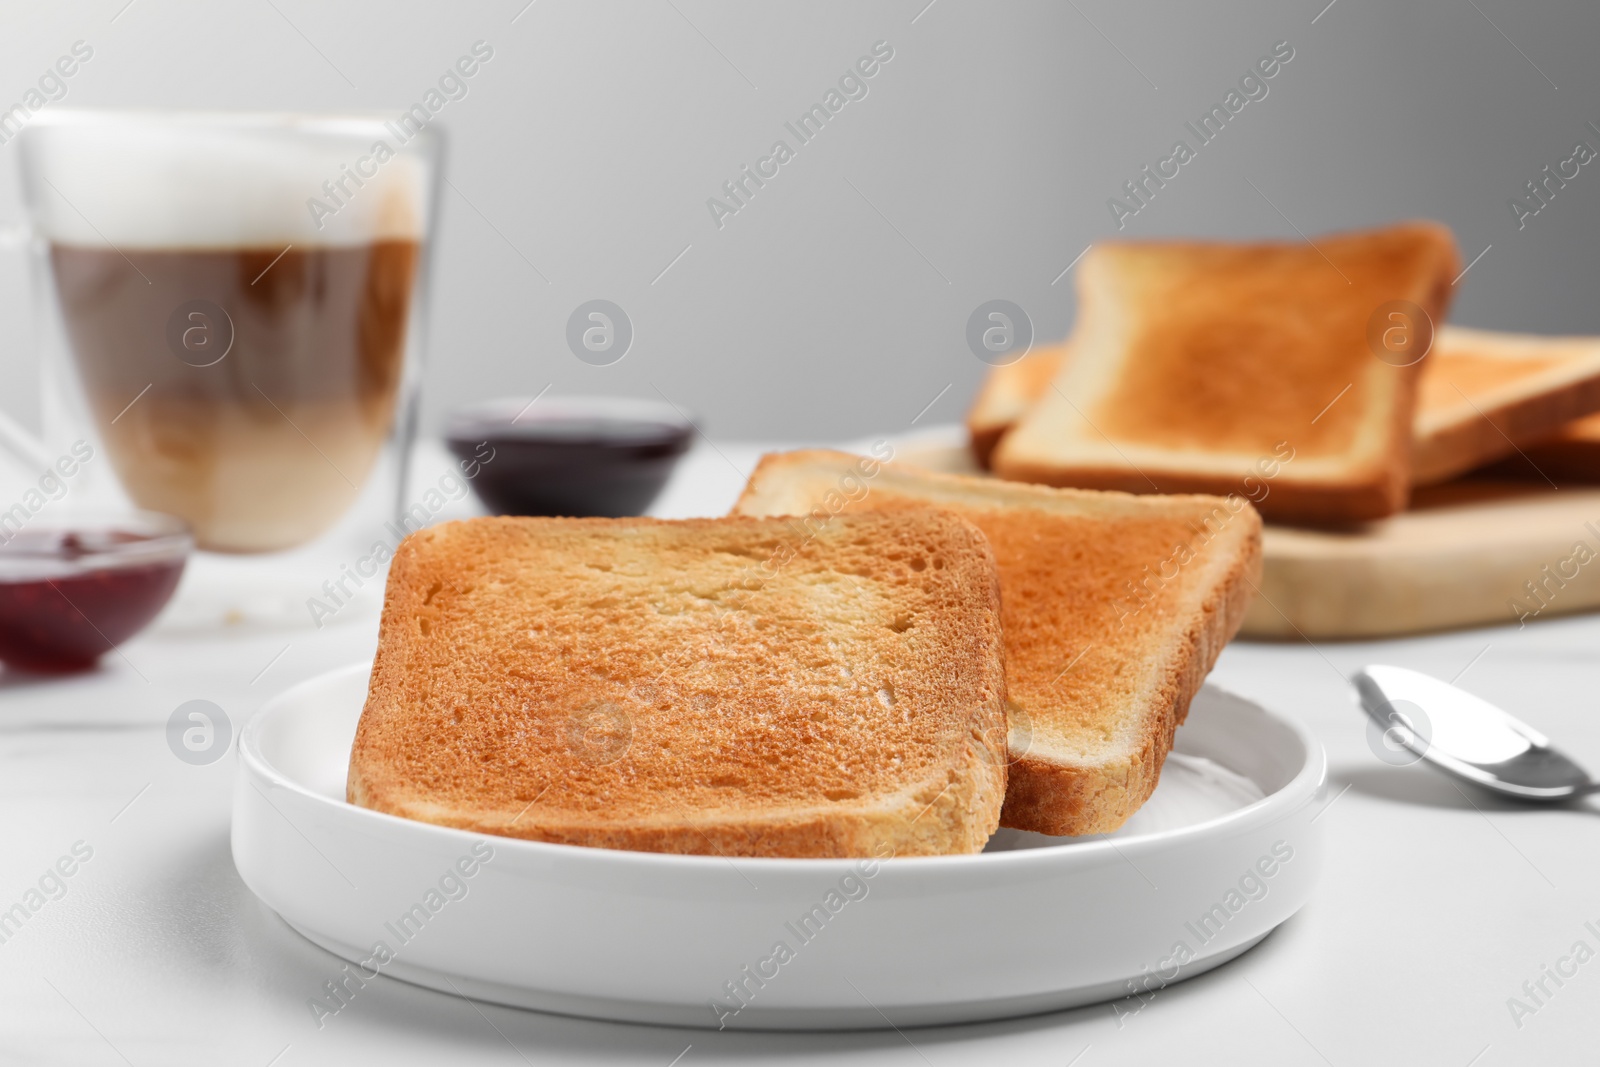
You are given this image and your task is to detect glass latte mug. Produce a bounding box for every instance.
[16,112,439,553]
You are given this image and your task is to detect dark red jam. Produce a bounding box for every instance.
[0,522,189,672]
[446,397,694,518]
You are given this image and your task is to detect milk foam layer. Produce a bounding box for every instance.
[19,112,429,248]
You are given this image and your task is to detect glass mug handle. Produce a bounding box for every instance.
[0,221,59,477]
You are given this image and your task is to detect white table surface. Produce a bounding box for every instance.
[2,438,1596,1066]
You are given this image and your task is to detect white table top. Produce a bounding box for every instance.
[2,439,1595,1066]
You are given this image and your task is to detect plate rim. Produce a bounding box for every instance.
[239,660,1327,873]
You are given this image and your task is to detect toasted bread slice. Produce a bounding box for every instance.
[970,325,1600,490]
[348,513,1008,858]
[992,222,1460,523]
[1413,327,1600,484]
[967,342,1069,468]
[1482,411,1600,483]
[734,450,1262,836]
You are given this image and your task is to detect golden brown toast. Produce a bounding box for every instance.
[966,342,1068,468]
[992,222,1460,523]
[1483,411,1600,482]
[968,324,1600,491]
[1414,327,1600,484]
[734,450,1262,836]
[348,513,1008,858]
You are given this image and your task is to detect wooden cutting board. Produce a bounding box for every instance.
[890,431,1600,640]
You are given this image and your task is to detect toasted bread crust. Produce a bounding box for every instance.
[1413,327,1600,484]
[735,450,1262,836]
[993,222,1460,523]
[968,424,1007,471]
[966,344,1069,468]
[349,513,1008,858]
[994,517,1259,833]
[984,460,1401,526]
[1496,411,1600,481]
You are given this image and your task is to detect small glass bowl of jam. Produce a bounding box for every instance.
[446,396,695,518]
[0,511,191,672]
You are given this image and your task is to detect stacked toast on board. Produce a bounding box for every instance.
[971,222,1600,513]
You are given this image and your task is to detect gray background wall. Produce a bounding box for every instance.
[1,0,1597,443]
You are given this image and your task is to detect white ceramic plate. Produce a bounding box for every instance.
[233,664,1326,1030]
